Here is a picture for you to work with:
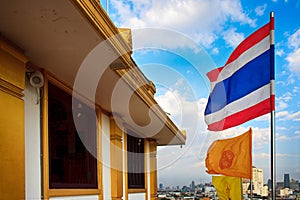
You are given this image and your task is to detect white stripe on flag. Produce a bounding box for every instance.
[205,83,271,124]
[210,36,270,91]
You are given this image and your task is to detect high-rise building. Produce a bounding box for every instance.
[191,180,195,192]
[159,183,164,190]
[268,179,272,190]
[252,167,265,196]
[284,174,290,188]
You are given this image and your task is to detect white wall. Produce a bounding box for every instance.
[128,193,146,200]
[50,195,98,200]
[146,141,151,200]
[123,129,126,199]
[24,81,41,199]
[102,114,111,200]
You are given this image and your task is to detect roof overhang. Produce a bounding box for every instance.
[0,0,186,145]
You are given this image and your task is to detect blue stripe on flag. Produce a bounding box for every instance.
[270,45,275,80]
[205,50,271,115]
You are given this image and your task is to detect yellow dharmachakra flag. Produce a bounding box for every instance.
[212,176,242,200]
[205,128,252,179]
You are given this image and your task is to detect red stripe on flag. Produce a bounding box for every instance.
[208,96,274,131]
[207,67,224,82]
[225,23,270,65]
[207,23,270,82]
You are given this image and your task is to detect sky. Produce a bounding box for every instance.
[101,0,300,187]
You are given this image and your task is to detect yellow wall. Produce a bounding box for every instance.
[149,140,158,200]
[0,38,27,199]
[0,91,25,199]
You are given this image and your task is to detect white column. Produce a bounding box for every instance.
[25,81,41,199]
[102,114,111,200]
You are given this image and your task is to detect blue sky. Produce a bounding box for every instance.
[102,0,300,186]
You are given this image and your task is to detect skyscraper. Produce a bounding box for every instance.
[284,174,290,188]
[191,181,195,192]
[159,183,164,190]
[252,167,264,196]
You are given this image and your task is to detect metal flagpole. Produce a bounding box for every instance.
[270,11,276,200]
[250,179,253,200]
[106,0,109,14]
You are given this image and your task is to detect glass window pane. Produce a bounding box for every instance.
[48,82,97,189]
[127,133,145,189]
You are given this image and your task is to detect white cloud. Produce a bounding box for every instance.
[211,47,219,55]
[288,29,300,49]
[287,110,300,121]
[277,153,300,157]
[286,29,300,77]
[277,126,287,131]
[154,88,212,183]
[276,49,285,57]
[276,111,289,118]
[110,0,256,48]
[155,88,205,135]
[277,134,291,141]
[255,4,267,16]
[286,48,300,76]
[222,28,245,48]
[276,92,294,111]
[275,42,285,57]
[277,130,300,141]
[293,86,300,93]
[286,74,296,85]
[276,110,300,121]
[280,92,293,102]
[254,152,269,159]
[277,101,288,111]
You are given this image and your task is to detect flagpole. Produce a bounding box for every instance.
[270,11,276,200]
[106,0,109,14]
[250,179,253,200]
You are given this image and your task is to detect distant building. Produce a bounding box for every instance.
[284,174,290,188]
[268,179,272,191]
[242,178,250,195]
[277,182,284,189]
[290,179,300,191]
[262,185,269,197]
[182,185,189,192]
[279,188,293,198]
[252,167,265,196]
[242,167,267,197]
[191,181,195,192]
[159,183,164,190]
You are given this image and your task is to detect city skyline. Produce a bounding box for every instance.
[158,172,299,189]
[103,0,300,186]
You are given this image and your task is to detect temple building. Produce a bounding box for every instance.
[0,1,186,199]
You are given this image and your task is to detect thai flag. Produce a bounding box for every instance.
[205,21,275,131]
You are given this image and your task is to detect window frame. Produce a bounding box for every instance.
[42,74,102,198]
[126,131,146,192]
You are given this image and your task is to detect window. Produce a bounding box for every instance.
[48,82,97,189]
[127,133,145,189]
